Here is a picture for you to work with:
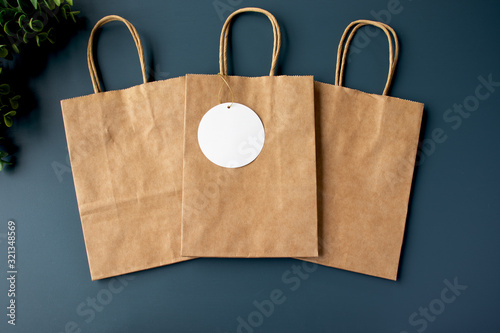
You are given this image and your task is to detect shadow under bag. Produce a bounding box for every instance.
[60,15,191,280]
[298,20,424,280]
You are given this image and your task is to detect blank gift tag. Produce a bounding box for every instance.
[198,102,265,168]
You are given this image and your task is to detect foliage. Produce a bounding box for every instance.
[0,67,19,126]
[0,138,11,170]
[0,0,79,170]
[0,0,79,58]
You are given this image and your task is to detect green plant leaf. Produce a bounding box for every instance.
[29,0,37,9]
[0,155,12,170]
[47,27,55,43]
[0,83,10,95]
[4,110,16,127]
[4,20,19,37]
[9,95,20,109]
[61,3,71,19]
[69,10,77,22]
[13,10,22,20]
[0,10,8,23]
[21,23,31,33]
[43,0,55,10]
[66,0,73,5]
[0,9,7,22]
[17,13,26,24]
[60,5,66,19]
[23,31,30,43]
[16,29,24,42]
[0,45,8,58]
[0,160,8,171]
[53,0,60,6]
[29,18,43,32]
[0,9,16,23]
[36,32,47,46]
[18,13,29,30]
[11,42,19,53]
[17,0,35,14]
[0,151,7,158]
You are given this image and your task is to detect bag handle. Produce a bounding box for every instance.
[87,15,147,93]
[219,7,281,76]
[335,20,399,96]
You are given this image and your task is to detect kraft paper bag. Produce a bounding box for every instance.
[61,15,190,280]
[298,20,423,280]
[181,8,318,257]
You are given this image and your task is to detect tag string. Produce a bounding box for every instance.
[217,73,235,108]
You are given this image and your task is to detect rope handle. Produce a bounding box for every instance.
[87,15,147,93]
[219,7,281,76]
[335,20,399,96]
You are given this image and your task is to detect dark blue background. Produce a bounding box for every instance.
[1,0,499,332]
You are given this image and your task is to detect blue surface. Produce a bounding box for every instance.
[1,0,499,332]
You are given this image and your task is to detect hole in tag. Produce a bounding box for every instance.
[197,102,265,168]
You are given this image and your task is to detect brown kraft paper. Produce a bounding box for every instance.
[181,8,318,257]
[298,20,424,280]
[60,15,191,280]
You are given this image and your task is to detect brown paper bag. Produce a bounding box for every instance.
[181,8,318,257]
[61,15,190,280]
[299,20,423,280]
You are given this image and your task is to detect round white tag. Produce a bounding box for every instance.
[198,102,265,168]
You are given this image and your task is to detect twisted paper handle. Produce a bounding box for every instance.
[87,15,147,93]
[335,20,399,96]
[219,7,281,76]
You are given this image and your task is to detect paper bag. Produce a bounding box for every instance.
[61,15,190,280]
[181,8,318,257]
[299,20,423,280]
